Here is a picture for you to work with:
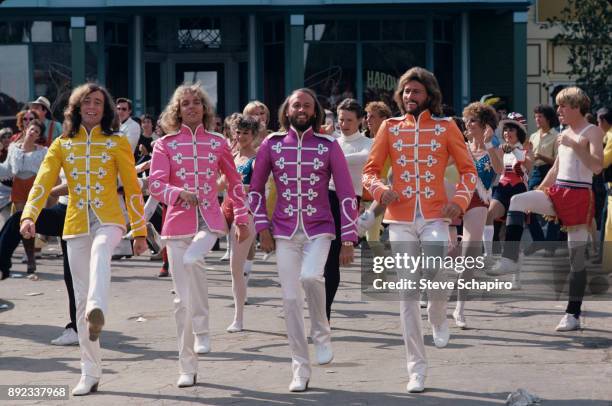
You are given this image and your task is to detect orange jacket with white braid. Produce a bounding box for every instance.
[362,110,477,223]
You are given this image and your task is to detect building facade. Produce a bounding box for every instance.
[0,0,531,127]
[526,0,572,131]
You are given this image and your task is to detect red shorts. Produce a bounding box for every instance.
[11,176,35,203]
[546,184,594,228]
[467,193,488,211]
[221,197,234,226]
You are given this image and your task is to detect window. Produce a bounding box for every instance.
[30,21,52,43]
[178,18,221,49]
[304,43,357,110]
[537,0,570,22]
[363,43,426,112]
[304,18,429,109]
[0,22,29,44]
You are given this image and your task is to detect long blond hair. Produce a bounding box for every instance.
[160,83,215,133]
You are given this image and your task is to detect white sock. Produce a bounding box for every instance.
[243,260,253,276]
[483,225,494,256]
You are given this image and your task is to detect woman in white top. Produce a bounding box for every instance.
[0,119,48,272]
[325,98,373,321]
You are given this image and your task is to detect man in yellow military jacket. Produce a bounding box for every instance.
[20,83,147,396]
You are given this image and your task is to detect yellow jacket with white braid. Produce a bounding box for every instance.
[21,125,146,239]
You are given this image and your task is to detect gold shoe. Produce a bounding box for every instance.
[87,308,105,341]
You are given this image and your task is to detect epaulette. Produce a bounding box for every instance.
[431,115,453,122]
[313,132,336,142]
[267,131,287,139]
[160,130,180,140]
[208,130,226,139]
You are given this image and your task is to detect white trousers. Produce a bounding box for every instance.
[229,217,256,324]
[144,195,160,222]
[275,231,332,379]
[165,230,218,374]
[66,221,123,378]
[388,216,450,377]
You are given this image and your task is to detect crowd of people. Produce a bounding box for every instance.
[1,65,611,396]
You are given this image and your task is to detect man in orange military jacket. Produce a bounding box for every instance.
[362,67,477,393]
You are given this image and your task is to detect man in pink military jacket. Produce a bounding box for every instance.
[149,83,250,388]
[249,88,358,392]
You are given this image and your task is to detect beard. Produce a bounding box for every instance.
[289,114,316,133]
[404,99,428,117]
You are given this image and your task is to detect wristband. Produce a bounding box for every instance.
[484,142,494,150]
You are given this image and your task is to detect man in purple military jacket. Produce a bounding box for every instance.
[249,88,358,392]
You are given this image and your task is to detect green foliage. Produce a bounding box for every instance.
[543,0,612,109]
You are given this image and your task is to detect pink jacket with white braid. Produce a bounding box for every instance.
[149,124,248,238]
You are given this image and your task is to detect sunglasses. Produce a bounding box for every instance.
[23,116,36,121]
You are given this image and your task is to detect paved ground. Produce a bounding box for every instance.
[1,240,611,405]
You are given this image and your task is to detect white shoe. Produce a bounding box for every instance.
[432,320,450,348]
[86,308,104,342]
[72,375,99,396]
[51,328,79,346]
[452,311,467,329]
[289,376,309,392]
[419,300,427,309]
[357,210,376,237]
[555,314,581,331]
[220,250,230,261]
[177,373,197,388]
[315,342,334,365]
[486,257,520,276]
[262,251,274,261]
[244,259,252,276]
[483,254,496,269]
[406,373,425,393]
[226,320,243,333]
[511,273,522,290]
[194,334,210,354]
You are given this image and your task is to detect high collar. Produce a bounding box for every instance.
[288,126,314,140]
[79,124,102,137]
[340,131,363,142]
[405,109,432,122]
[181,123,206,137]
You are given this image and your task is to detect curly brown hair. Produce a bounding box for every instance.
[63,83,119,137]
[462,102,498,131]
[393,67,443,117]
[365,101,392,119]
[22,118,47,145]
